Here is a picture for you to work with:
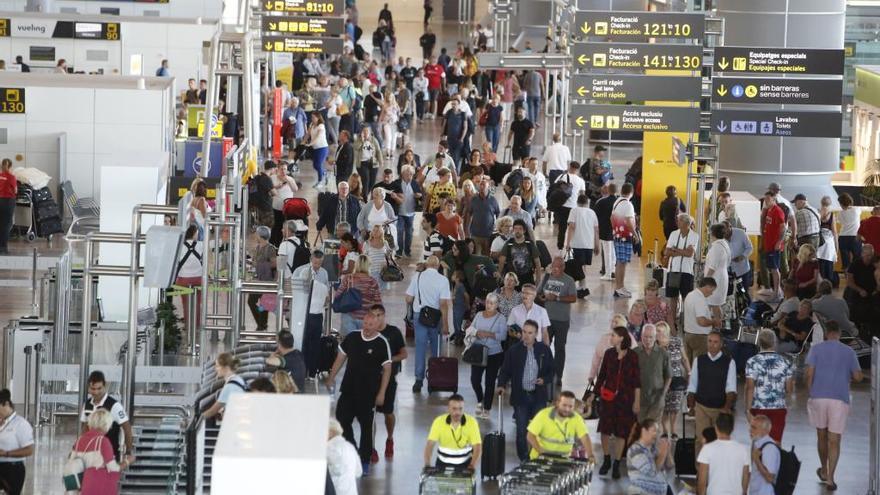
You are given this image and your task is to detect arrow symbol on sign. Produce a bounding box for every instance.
[581,22,591,35]
[716,121,728,133]
[577,86,588,97]
[716,84,728,97]
[264,41,273,50]
[577,54,590,65]
[269,22,277,30]
[264,1,274,9]
[575,116,587,127]
[649,159,657,165]
[717,57,729,70]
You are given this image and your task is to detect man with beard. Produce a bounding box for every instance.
[526,390,596,461]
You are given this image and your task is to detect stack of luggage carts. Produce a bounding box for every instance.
[418,467,475,495]
[500,456,594,495]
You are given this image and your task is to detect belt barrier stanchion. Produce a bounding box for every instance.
[33,343,43,426]
[22,346,32,424]
[30,248,38,315]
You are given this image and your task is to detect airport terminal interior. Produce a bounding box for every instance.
[0,0,877,494]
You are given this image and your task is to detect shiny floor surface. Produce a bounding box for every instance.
[0,21,871,495]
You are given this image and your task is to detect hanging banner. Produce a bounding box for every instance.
[570,104,701,132]
[710,110,842,138]
[713,47,845,75]
[262,35,344,55]
[261,16,345,36]
[712,77,843,105]
[573,42,703,71]
[570,74,701,102]
[0,19,121,40]
[573,11,705,40]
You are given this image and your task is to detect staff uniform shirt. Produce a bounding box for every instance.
[666,229,699,275]
[81,393,129,460]
[427,414,482,465]
[0,413,33,463]
[507,303,551,342]
[406,268,451,313]
[339,330,392,400]
[567,205,598,249]
[555,172,586,209]
[526,406,587,459]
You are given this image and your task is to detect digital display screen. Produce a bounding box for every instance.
[75,23,102,39]
[29,46,55,62]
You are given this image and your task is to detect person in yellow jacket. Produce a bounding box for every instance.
[424,394,482,471]
[526,390,596,462]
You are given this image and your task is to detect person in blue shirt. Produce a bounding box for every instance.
[155,59,169,77]
[282,98,308,161]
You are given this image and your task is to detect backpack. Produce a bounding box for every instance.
[176,240,202,279]
[440,234,455,253]
[284,237,311,273]
[760,442,801,495]
[504,169,524,198]
[547,174,573,211]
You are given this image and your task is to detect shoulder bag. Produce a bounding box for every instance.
[462,314,500,366]
[380,252,404,282]
[599,352,624,402]
[332,275,363,313]
[417,273,443,327]
[63,435,103,491]
[665,232,686,290]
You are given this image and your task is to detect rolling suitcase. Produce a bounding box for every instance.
[644,238,666,287]
[481,392,506,480]
[32,187,53,203]
[427,336,458,394]
[674,413,697,477]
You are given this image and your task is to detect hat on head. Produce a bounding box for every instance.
[793,193,807,202]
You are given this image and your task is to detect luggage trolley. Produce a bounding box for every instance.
[13,182,36,242]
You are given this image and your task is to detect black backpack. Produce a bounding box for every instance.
[504,169,524,198]
[760,442,801,495]
[284,237,311,273]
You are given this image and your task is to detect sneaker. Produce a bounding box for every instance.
[412,380,423,393]
[598,456,611,475]
[480,409,491,419]
[362,462,370,476]
[600,274,614,281]
[475,404,484,416]
[614,288,632,298]
[576,288,590,299]
[370,449,379,464]
[385,438,394,459]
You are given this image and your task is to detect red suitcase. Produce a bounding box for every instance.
[427,336,458,394]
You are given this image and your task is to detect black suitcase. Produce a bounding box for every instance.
[674,414,697,476]
[36,217,63,238]
[35,203,60,222]
[318,331,339,373]
[480,392,505,480]
[535,240,552,269]
[32,187,53,203]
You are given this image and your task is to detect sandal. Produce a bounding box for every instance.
[816,468,827,483]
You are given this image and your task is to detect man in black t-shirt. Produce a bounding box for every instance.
[498,219,542,286]
[845,243,879,327]
[250,161,276,229]
[325,311,392,475]
[266,330,307,392]
[592,183,619,279]
[369,304,407,463]
[507,107,535,163]
[400,58,418,91]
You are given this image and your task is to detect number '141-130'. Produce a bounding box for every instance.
[641,55,701,69]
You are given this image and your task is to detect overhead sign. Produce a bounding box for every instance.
[712,77,842,105]
[571,74,701,102]
[0,19,120,40]
[713,47,845,75]
[574,11,705,40]
[261,16,344,36]
[262,36,344,54]
[0,88,24,114]
[710,110,842,138]
[570,104,701,132]
[573,42,703,71]
[261,0,343,14]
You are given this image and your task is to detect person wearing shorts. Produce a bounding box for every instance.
[761,191,786,301]
[371,305,407,463]
[805,321,863,491]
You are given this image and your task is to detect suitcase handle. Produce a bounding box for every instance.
[497,390,504,430]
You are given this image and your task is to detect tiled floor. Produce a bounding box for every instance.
[0,20,871,495]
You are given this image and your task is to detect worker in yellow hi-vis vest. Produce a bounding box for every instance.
[526,391,595,462]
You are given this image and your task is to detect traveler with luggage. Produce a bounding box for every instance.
[247,227,277,331]
[278,219,311,281]
[423,394,482,471]
[371,304,407,463]
[325,310,393,476]
[550,161,586,251]
[526,390,595,461]
[292,253,331,379]
[656,321,689,439]
[611,183,639,298]
[334,255,382,335]
[496,320,555,462]
[508,284,551,345]
[497,219,543,286]
[466,293,508,419]
[626,419,673,495]
[0,158,15,255]
[686,330,737,454]
[405,256,451,394]
[175,225,205,333]
[266,330,307,393]
[748,414,780,495]
[316,181,362,238]
[270,163,299,246]
[664,213,698,328]
[564,193,600,298]
[591,326,640,479]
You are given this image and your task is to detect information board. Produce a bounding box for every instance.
[713,47,845,75]
[0,88,24,114]
[261,0,343,14]
[571,74,701,102]
[573,42,703,71]
[710,110,842,138]
[574,11,705,40]
[570,104,701,132]
[262,36,344,54]
[261,16,344,36]
[712,77,842,105]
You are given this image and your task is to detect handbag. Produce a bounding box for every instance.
[337,102,350,116]
[665,231,686,290]
[582,380,601,420]
[599,355,624,402]
[462,314,500,366]
[478,108,489,126]
[564,249,585,282]
[669,376,688,392]
[63,435,102,491]
[380,253,404,282]
[416,273,443,327]
[332,276,363,313]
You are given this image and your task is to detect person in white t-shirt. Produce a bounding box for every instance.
[664,213,699,331]
[564,193,599,298]
[703,223,731,324]
[682,278,720,364]
[541,133,571,184]
[611,183,639,298]
[696,413,750,495]
[553,161,586,250]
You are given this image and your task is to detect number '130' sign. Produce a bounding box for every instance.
[0,88,24,114]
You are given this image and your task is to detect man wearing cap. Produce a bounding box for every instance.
[794,194,821,249]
